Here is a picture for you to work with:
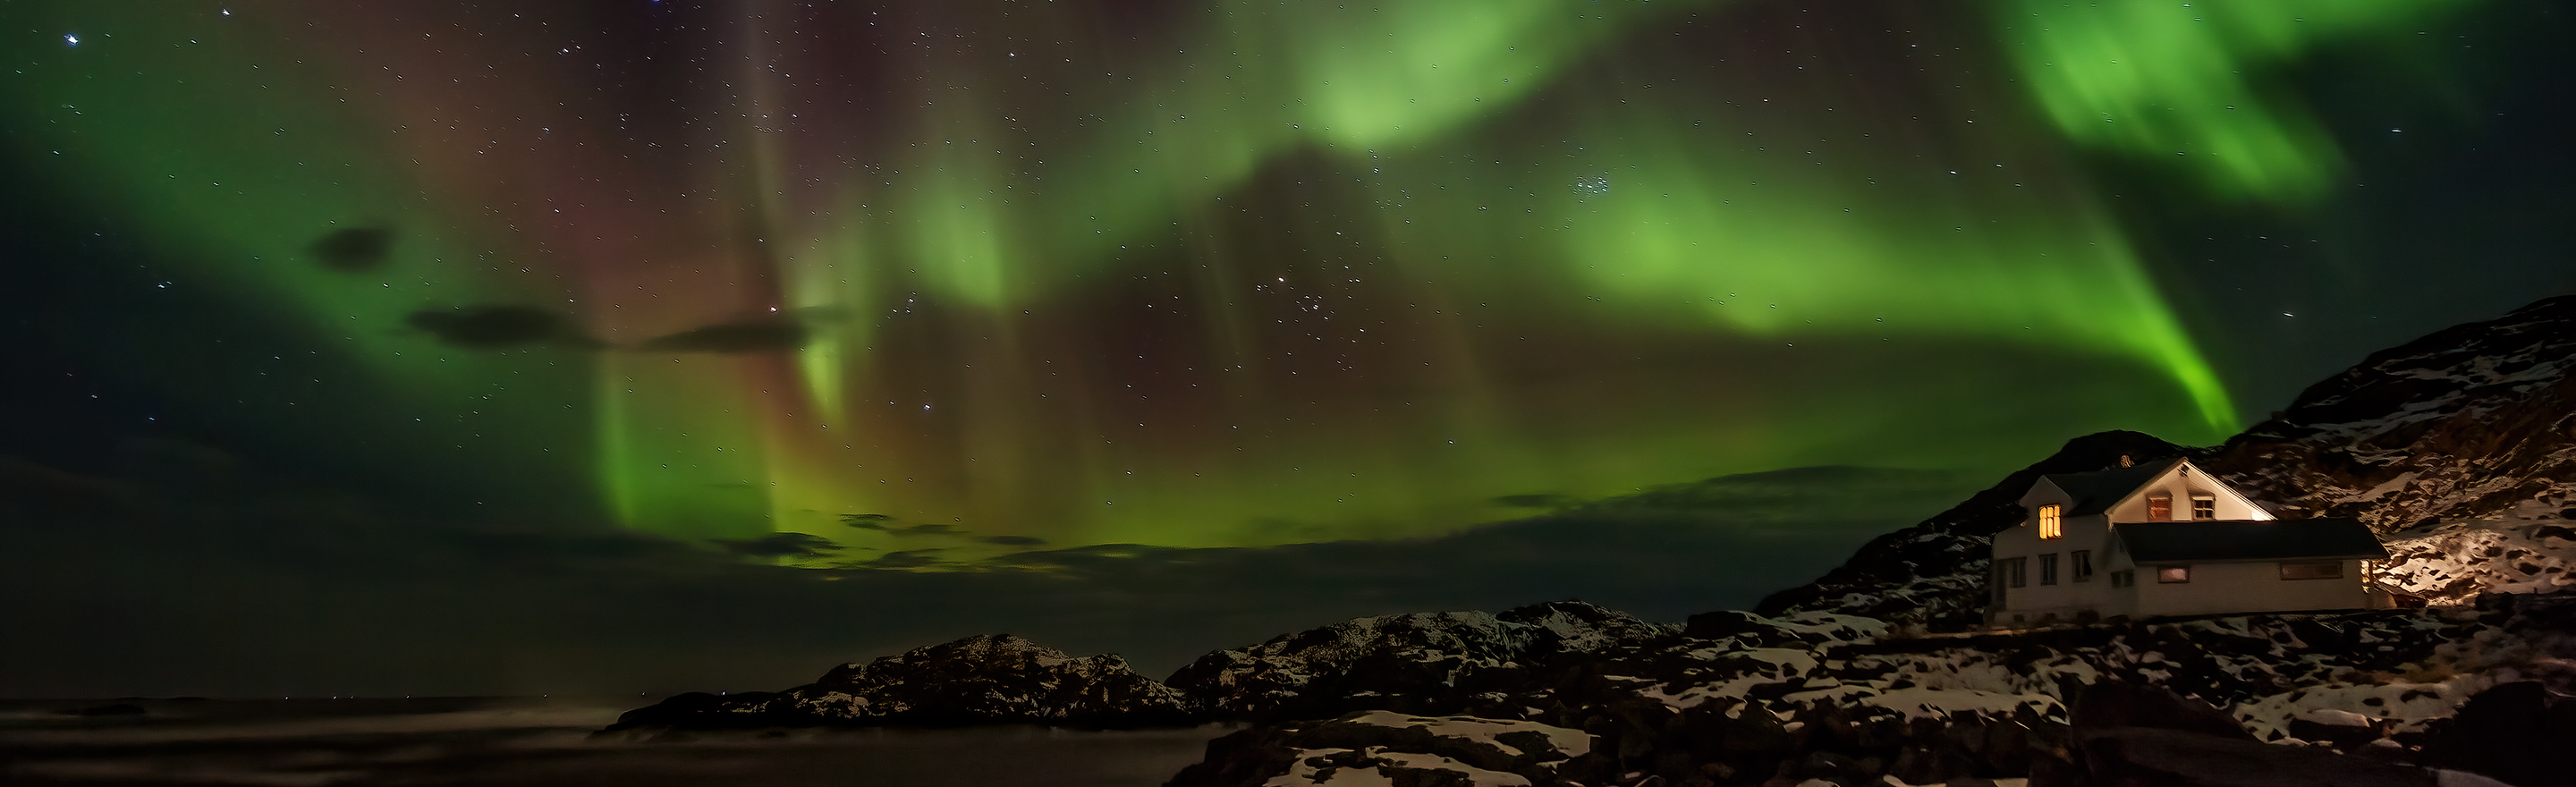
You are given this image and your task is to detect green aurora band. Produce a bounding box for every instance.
[0,0,2475,562]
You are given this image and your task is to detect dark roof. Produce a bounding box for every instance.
[2116,519,2390,563]
[2041,458,2185,516]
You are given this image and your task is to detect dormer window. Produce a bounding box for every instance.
[2147,494,2173,521]
[2190,494,2216,520]
[2038,504,2063,539]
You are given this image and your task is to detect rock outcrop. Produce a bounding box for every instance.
[606,633,1195,732]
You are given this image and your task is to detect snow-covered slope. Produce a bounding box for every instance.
[2210,295,2576,605]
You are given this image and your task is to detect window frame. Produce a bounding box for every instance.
[2039,553,2059,586]
[2038,504,2063,540]
[2278,561,2344,580]
[2072,550,2094,582]
[2157,565,2191,584]
[2146,495,2173,521]
[2190,494,2217,520]
[2000,557,2028,588]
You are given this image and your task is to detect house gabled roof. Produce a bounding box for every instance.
[2040,458,2187,517]
[2115,519,2390,563]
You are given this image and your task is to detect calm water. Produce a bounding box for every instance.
[0,697,1233,786]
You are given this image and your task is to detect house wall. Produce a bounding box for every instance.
[1991,499,2119,622]
[2131,559,2374,617]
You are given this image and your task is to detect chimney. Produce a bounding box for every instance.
[2117,454,2133,468]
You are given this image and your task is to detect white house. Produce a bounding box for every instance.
[1987,457,2391,626]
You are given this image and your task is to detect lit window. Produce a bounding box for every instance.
[2191,494,2216,520]
[2040,554,2059,585]
[2279,561,2343,580]
[2072,550,2094,582]
[2038,504,2063,539]
[2157,566,2191,583]
[2146,495,2172,521]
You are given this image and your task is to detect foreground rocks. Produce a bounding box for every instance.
[1162,595,2576,786]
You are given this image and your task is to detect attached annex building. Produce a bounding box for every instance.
[1988,457,2392,626]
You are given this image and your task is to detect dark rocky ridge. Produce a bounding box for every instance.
[606,633,1193,732]
[606,601,1670,733]
[1167,600,1680,723]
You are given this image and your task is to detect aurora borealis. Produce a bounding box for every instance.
[4,0,2568,570]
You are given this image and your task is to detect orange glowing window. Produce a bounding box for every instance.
[2038,504,2063,539]
[2147,495,2173,521]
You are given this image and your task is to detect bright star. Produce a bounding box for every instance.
[64,33,79,46]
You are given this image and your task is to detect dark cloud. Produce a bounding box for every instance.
[980,535,1047,546]
[710,532,844,558]
[1491,494,1580,510]
[637,320,808,353]
[845,549,954,571]
[839,515,961,538]
[406,306,597,350]
[309,226,394,272]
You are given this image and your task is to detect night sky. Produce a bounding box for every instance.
[3,0,2571,697]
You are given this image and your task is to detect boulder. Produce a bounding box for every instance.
[1164,711,1594,787]
[2421,681,2576,787]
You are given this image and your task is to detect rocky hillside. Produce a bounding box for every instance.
[1764,295,2576,627]
[2208,295,2576,605]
